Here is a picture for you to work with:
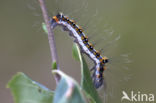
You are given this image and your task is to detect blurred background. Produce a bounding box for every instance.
[0,0,156,103]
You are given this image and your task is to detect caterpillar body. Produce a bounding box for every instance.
[51,13,109,88]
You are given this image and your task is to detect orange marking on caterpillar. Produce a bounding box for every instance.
[52,16,59,22]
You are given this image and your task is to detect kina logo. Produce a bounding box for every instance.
[121,90,154,102]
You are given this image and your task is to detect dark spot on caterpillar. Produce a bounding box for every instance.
[86,43,90,48]
[66,19,70,24]
[104,59,109,63]
[72,23,76,27]
[89,45,93,51]
[102,57,109,64]
[84,37,88,42]
[83,37,88,44]
[77,29,83,34]
[63,17,67,22]
[100,64,105,72]
[95,51,100,58]
[70,20,75,25]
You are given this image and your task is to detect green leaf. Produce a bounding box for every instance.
[72,43,80,61]
[81,56,102,103]
[52,70,86,103]
[42,22,48,34]
[7,72,54,103]
[73,44,102,103]
[52,61,57,70]
[85,92,96,103]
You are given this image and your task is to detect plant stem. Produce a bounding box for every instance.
[38,0,60,83]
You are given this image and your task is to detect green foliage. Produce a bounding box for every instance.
[7,72,54,103]
[72,43,80,61]
[7,32,102,103]
[52,61,57,70]
[42,22,48,34]
[52,70,86,103]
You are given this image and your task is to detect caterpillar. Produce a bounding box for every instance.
[51,12,109,88]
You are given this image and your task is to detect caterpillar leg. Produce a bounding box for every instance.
[62,26,68,31]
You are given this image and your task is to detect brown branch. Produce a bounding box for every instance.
[38,0,60,83]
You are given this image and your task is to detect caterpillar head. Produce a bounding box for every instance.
[56,12,63,19]
[52,12,62,22]
[51,12,63,28]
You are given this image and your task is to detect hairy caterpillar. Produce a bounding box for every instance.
[51,12,109,88]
